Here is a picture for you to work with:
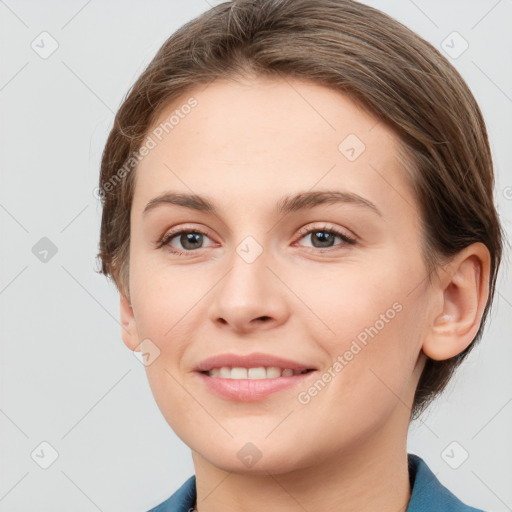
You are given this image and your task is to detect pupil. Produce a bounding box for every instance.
[178,231,335,250]
[313,231,334,248]
[182,232,202,250]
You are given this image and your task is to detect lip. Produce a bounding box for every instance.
[194,352,318,402]
[196,371,317,401]
[194,352,317,372]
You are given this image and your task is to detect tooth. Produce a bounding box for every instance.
[266,367,281,378]
[248,367,267,379]
[231,367,248,379]
[208,366,308,379]
[219,367,231,378]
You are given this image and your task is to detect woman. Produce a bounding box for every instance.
[96,0,504,510]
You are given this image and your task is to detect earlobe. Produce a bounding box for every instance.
[120,292,140,352]
[422,243,490,361]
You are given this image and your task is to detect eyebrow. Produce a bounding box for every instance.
[143,190,382,217]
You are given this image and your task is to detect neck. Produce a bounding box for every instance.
[192,410,412,512]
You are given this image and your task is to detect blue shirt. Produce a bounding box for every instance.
[147,453,485,511]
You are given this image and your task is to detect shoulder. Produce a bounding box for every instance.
[146,475,196,512]
[145,456,487,512]
[407,453,486,512]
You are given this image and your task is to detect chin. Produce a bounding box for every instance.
[195,441,305,475]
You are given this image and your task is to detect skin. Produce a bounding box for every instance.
[119,75,490,512]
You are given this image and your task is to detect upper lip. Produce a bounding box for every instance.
[195,352,317,372]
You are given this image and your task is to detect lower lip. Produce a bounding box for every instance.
[196,371,317,401]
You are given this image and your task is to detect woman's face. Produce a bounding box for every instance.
[124,76,435,473]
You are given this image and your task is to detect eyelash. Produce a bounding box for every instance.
[296,225,357,250]
[157,225,356,256]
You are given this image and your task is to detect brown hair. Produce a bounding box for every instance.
[96,0,504,419]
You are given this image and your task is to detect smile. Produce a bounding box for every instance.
[204,367,312,379]
[196,368,317,401]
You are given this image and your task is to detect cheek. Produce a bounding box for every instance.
[298,260,426,404]
[130,253,211,340]
[289,260,408,342]
[132,271,205,432]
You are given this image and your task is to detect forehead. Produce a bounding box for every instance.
[132,76,417,221]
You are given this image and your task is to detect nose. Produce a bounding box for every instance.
[208,246,290,334]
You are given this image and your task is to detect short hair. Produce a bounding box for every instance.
[96,0,504,419]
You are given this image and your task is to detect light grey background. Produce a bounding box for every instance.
[0,1,511,511]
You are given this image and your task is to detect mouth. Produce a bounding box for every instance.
[195,351,317,374]
[193,352,318,401]
[200,367,315,379]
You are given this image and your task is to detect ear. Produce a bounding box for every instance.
[422,242,491,361]
[120,292,141,352]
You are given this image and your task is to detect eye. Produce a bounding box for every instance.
[295,224,356,250]
[157,228,215,255]
[156,224,356,256]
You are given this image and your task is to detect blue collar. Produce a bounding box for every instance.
[148,453,484,511]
